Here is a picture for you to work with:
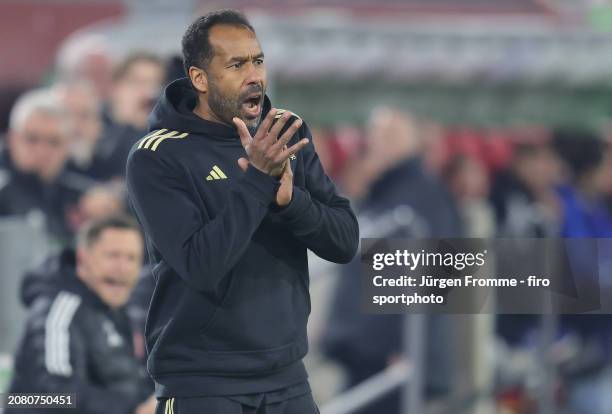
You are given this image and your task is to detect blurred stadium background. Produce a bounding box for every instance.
[3,1,612,413]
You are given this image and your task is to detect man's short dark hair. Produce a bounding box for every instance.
[182,9,255,74]
[77,214,141,248]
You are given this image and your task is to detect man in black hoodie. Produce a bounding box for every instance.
[126,9,359,414]
[7,214,155,414]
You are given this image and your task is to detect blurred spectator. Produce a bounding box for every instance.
[323,107,462,414]
[490,139,561,237]
[54,81,107,180]
[67,182,127,232]
[444,154,495,237]
[421,119,449,176]
[0,88,94,246]
[340,108,422,201]
[490,138,562,370]
[108,53,164,131]
[552,128,612,237]
[7,89,70,183]
[549,128,612,414]
[55,34,115,101]
[7,215,155,414]
[97,52,165,180]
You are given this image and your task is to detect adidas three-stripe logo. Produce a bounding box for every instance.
[206,165,228,181]
[45,292,81,377]
[165,397,175,414]
[137,129,189,151]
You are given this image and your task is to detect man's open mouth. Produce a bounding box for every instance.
[102,277,128,291]
[242,93,262,119]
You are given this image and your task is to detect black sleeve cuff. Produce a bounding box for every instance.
[240,165,280,205]
[272,186,311,220]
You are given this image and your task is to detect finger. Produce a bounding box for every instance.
[279,158,288,174]
[278,138,309,161]
[233,117,252,149]
[271,118,303,153]
[266,110,293,143]
[283,157,293,178]
[253,108,278,141]
[237,157,250,172]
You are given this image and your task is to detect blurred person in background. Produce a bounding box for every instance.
[55,34,115,101]
[549,128,612,414]
[67,182,127,232]
[488,135,561,403]
[54,81,106,180]
[421,119,451,176]
[73,181,152,373]
[552,128,612,237]
[492,128,612,413]
[99,52,165,179]
[490,137,561,346]
[444,154,495,237]
[0,88,94,247]
[6,214,155,414]
[323,107,462,414]
[490,137,561,238]
[108,53,165,132]
[338,107,462,237]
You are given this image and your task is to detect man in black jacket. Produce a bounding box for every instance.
[0,87,95,246]
[126,9,359,414]
[323,108,463,414]
[7,215,155,414]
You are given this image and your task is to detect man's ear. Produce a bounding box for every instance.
[189,66,208,94]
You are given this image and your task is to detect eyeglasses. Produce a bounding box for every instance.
[22,132,66,149]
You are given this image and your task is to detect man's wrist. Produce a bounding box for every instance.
[272,187,294,211]
[241,165,281,205]
[271,186,309,217]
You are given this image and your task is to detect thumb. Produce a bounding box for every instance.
[280,159,293,184]
[237,157,250,172]
[284,158,293,178]
[285,156,293,174]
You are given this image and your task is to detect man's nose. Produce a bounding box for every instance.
[111,255,128,274]
[244,63,263,87]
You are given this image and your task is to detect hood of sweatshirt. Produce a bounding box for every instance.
[148,77,272,141]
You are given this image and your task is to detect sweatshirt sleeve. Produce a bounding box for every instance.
[126,147,278,296]
[272,123,359,263]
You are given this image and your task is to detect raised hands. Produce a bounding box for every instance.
[233,109,309,177]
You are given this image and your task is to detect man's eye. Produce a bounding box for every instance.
[231,63,242,69]
[255,59,264,65]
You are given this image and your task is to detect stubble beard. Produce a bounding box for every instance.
[208,82,261,135]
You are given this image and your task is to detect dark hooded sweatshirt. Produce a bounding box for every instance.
[126,78,359,398]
